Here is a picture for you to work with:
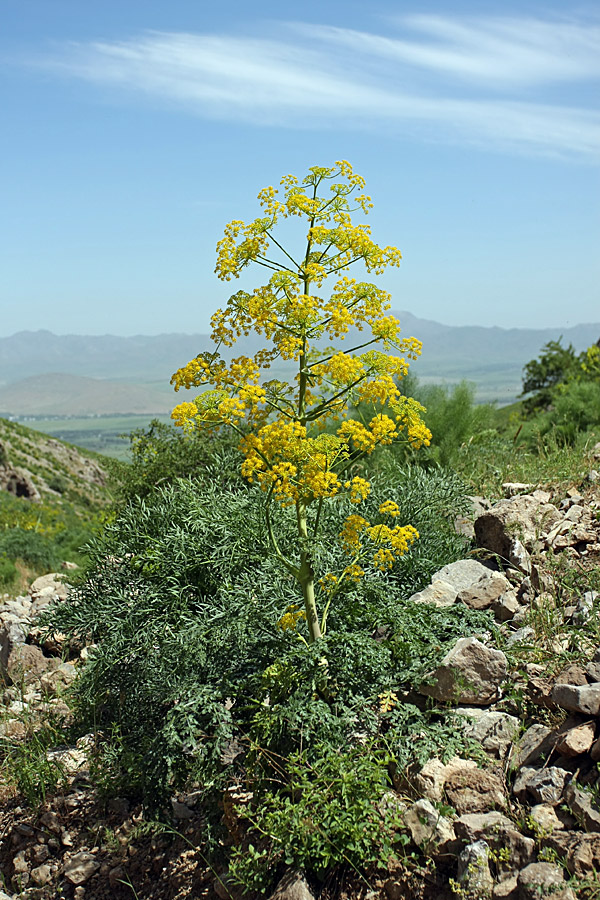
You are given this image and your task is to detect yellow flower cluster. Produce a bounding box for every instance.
[318,562,365,595]
[581,344,600,379]
[390,397,432,448]
[339,514,370,552]
[339,514,419,571]
[277,603,307,631]
[171,401,199,430]
[240,423,346,505]
[379,500,400,517]
[172,161,429,591]
[344,476,371,503]
[337,413,399,454]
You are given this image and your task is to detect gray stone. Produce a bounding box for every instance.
[414,756,477,803]
[408,580,457,607]
[420,637,507,705]
[40,661,77,695]
[511,724,555,769]
[493,876,518,899]
[492,592,521,622]
[404,798,455,851]
[454,811,513,843]
[267,869,315,900]
[433,559,497,593]
[5,643,59,684]
[29,573,69,602]
[458,571,513,611]
[444,767,507,815]
[585,660,600,682]
[563,781,600,832]
[551,682,600,715]
[171,799,193,820]
[528,804,564,834]
[505,626,535,648]
[554,719,595,756]
[514,767,568,806]
[475,494,561,559]
[63,851,100,885]
[463,711,519,758]
[512,767,536,801]
[30,864,52,886]
[0,619,28,675]
[517,862,575,900]
[456,841,493,899]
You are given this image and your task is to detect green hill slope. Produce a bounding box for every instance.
[0,417,110,591]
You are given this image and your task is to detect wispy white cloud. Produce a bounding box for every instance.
[31,14,600,161]
[302,16,600,88]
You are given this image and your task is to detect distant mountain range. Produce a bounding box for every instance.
[0,314,598,415]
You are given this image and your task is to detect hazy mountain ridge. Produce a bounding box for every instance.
[0,373,173,417]
[0,315,598,413]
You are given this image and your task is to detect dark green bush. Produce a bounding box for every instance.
[0,528,59,571]
[540,380,600,444]
[415,381,496,468]
[43,463,489,815]
[0,554,17,587]
[108,419,243,504]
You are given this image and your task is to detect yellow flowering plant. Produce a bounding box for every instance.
[171,162,430,642]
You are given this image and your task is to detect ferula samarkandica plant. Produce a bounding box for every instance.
[171,162,431,642]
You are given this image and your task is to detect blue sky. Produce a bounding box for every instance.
[1,0,599,336]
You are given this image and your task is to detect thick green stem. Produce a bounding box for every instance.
[297,500,321,643]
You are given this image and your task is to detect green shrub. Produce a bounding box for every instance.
[0,554,17,587]
[0,528,59,571]
[0,722,68,807]
[540,380,600,444]
[41,464,490,815]
[229,744,405,891]
[108,419,243,505]
[415,381,496,468]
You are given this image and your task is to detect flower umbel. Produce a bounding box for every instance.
[171,162,427,643]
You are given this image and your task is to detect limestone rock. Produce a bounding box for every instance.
[30,863,52,886]
[528,804,564,834]
[63,851,100,885]
[404,798,455,851]
[5,643,59,684]
[39,661,77,695]
[457,572,512,611]
[266,870,315,900]
[474,494,561,559]
[0,619,28,676]
[444,768,506,815]
[456,841,493,899]
[492,591,521,622]
[454,811,513,843]
[420,637,507,705]
[493,876,518,899]
[563,781,600,832]
[414,756,477,803]
[541,831,600,876]
[512,767,568,806]
[551,682,600,715]
[463,711,519,758]
[517,862,575,900]
[408,580,457,607]
[554,719,596,757]
[433,559,498,593]
[511,724,555,769]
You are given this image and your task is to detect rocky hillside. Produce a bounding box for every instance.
[1,447,600,898]
[0,418,107,508]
